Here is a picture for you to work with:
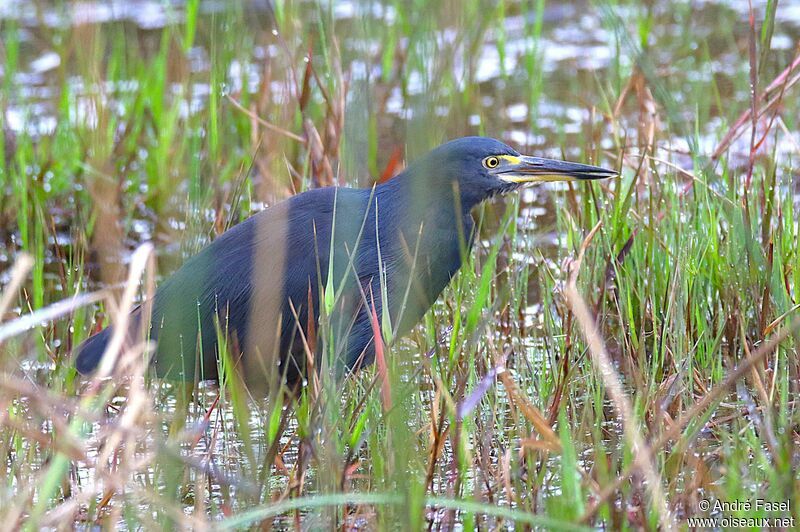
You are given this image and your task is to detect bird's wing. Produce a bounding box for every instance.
[77,186,377,386]
[147,188,338,383]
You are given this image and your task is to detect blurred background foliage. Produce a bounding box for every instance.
[0,0,799,528]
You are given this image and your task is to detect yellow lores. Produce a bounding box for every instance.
[499,154,523,165]
[490,153,613,183]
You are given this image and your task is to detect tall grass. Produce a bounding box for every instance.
[1,0,799,529]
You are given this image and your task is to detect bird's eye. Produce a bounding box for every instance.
[484,156,500,169]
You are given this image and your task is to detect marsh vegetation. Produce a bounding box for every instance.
[1,0,799,529]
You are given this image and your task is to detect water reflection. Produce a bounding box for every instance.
[0,2,797,518]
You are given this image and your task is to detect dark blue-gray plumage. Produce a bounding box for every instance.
[75,137,615,387]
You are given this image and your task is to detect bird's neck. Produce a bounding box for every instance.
[378,171,476,224]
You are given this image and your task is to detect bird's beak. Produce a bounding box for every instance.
[493,154,617,184]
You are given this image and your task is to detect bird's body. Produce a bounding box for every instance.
[75,137,615,388]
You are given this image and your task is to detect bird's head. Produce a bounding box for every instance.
[404,136,617,210]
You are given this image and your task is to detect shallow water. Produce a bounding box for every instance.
[2,0,798,279]
[1,0,799,526]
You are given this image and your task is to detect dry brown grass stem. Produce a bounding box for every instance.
[496,370,560,452]
[582,315,800,523]
[94,243,154,380]
[0,291,107,343]
[711,51,800,161]
[654,317,800,451]
[225,94,306,143]
[0,253,33,319]
[1,243,161,528]
[563,221,676,532]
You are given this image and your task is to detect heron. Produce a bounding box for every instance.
[75,136,616,389]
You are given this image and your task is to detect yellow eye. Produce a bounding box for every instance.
[484,156,500,169]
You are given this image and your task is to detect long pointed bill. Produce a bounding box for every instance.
[494,154,618,184]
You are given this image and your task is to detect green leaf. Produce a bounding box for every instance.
[558,409,584,519]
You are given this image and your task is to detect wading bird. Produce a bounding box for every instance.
[75,137,616,389]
